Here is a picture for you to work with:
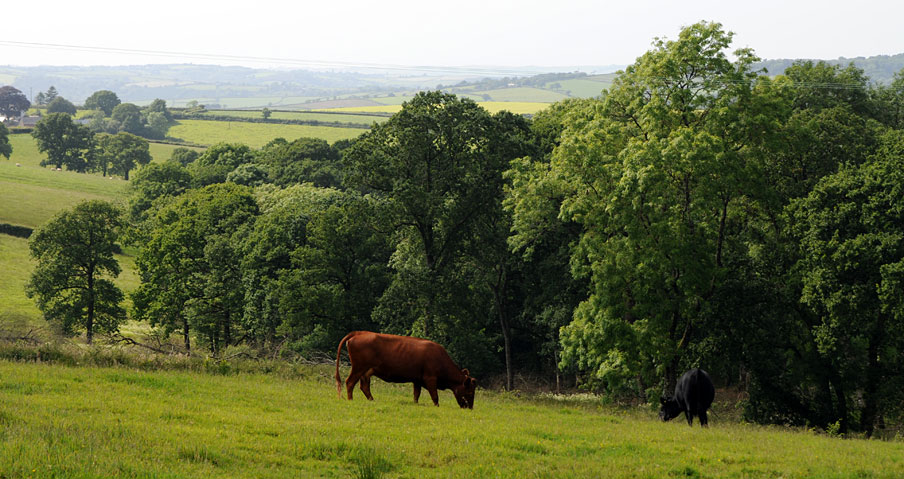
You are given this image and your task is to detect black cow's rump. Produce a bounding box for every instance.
[659,368,715,427]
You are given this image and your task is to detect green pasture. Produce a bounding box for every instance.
[148,142,206,163]
[0,360,901,478]
[550,78,612,98]
[473,87,569,103]
[168,120,366,148]
[319,101,550,115]
[199,110,388,125]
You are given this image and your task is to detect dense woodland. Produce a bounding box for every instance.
[6,22,904,438]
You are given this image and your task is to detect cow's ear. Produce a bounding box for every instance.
[462,368,470,378]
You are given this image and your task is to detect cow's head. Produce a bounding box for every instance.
[659,396,682,422]
[453,369,477,409]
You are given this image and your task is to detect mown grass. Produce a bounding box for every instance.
[0,360,901,478]
[168,119,366,148]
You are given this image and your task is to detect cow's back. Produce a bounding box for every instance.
[676,368,715,412]
[346,332,456,383]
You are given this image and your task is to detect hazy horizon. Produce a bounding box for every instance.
[3,1,903,71]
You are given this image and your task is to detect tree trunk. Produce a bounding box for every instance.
[86,269,95,344]
[182,316,191,353]
[860,316,885,438]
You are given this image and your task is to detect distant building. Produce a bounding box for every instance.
[20,116,41,127]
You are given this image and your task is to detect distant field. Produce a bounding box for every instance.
[319,101,550,115]
[0,360,901,478]
[200,110,388,125]
[168,119,367,148]
[473,87,569,103]
[0,143,128,229]
[551,78,611,97]
[148,142,205,163]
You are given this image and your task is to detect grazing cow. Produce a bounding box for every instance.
[659,368,715,427]
[335,331,477,409]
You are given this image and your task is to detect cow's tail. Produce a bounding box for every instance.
[335,332,357,398]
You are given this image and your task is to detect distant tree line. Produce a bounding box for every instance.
[25,22,904,438]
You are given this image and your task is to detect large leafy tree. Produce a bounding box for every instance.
[96,131,152,180]
[111,103,144,136]
[32,113,95,171]
[46,96,77,115]
[344,91,530,368]
[0,86,30,120]
[256,137,342,187]
[276,190,392,353]
[189,142,255,186]
[523,22,780,395]
[133,183,258,353]
[26,200,125,344]
[84,90,121,116]
[790,133,904,438]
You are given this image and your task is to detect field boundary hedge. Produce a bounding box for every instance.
[171,111,380,129]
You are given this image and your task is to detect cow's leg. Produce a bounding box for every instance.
[345,368,366,400]
[360,371,375,400]
[699,410,709,427]
[685,410,693,426]
[413,383,422,403]
[425,378,440,406]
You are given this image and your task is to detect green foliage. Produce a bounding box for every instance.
[790,136,904,437]
[95,131,152,179]
[133,183,258,353]
[524,21,770,394]
[0,85,30,119]
[189,142,255,186]
[25,200,125,343]
[169,146,200,166]
[111,103,143,135]
[256,136,341,187]
[344,91,533,371]
[31,112,95,171]
[84,90,121,116]
[46,96,77,115]
[0,121,10,159]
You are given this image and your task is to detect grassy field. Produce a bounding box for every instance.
[199,110,389,125]
[472,87,569,103]
[319,101,551,116]
[168,120,367,148]
[0,360,901,478]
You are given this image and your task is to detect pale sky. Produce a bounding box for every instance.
[2,0,903,70]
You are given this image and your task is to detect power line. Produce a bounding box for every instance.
[0,40,550,77]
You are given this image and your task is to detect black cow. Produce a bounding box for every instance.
[659,368,715,427]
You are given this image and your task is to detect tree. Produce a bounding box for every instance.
[46,96,77,115]
[169,147,200,166]
[44,86,59,104]
[84,90,120,116]
[133,183,258,353]
[790,135,904,437]
[262,107,272,120]
[256,137,341,187]
[344,91,529,370]
[525,22,776,396]
[145,111,170,139]
[0,122,11,159]
[146,98,172,121]
[25,200,125,344]
[111,103,144,135]
[32,113,95,171]
[96,131,152,180]
[0,86,31,120]
[189,142,255,186]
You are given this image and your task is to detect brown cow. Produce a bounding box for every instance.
[335,331,477,408]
